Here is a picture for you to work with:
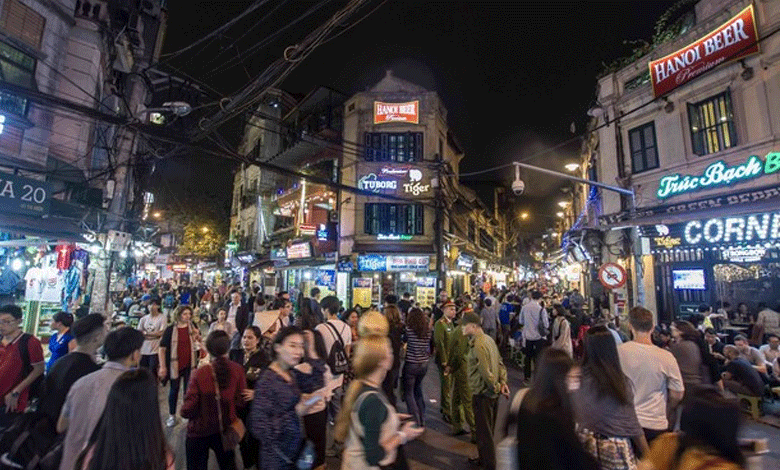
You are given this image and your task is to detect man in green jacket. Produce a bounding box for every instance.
[447,308,476,440]
[462,311,509,470]
[433,300,456,425]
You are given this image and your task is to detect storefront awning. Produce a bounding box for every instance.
[0,213,87,243]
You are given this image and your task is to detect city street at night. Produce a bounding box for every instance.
[3,1,780,470]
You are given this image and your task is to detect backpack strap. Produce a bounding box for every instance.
[325,321,345,349]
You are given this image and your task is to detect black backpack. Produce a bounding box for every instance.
[17,334,43,403]
[0,412,62,470]
[323,322,349,375]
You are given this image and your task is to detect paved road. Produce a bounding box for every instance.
[163,358,780,469]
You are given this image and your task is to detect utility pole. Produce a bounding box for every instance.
[91,75,146,316]
[435,154,446,297]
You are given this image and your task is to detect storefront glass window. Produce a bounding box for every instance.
[687,90,737,156]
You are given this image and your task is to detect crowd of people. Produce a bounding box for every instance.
[0,276,772,470]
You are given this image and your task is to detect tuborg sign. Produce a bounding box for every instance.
[657,153,780,199]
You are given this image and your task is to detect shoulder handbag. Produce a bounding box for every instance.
[537,307,549,338]
[496,388,528,470]
[209,364,246,451]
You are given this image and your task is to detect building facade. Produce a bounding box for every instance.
[593,0,780,323]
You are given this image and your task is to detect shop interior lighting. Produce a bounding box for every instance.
[564,163,579,172]
[119,250,128,258]
[10,258,23,271]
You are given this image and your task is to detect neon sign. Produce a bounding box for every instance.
[657,153,780,199]
[683,213,780,245]
[358,173,397,192]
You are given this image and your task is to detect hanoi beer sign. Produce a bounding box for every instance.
[648,5,758,97]
[374,101,419,124]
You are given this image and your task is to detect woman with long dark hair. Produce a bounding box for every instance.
[670,320,717,392]
[230,325,268,470]
[402,307,432,427]
[572,326,648,470]
[382,305,404,407]
[250,326,326,469]
[639,386,745,470]
[181,330,247,470]
[513,348,598,469]
[159,305,201,427]
[299,328,329,469]
[76,369,174,470]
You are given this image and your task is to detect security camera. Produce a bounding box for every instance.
[512,179,525,196]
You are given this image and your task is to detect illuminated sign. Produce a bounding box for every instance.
[653,236,682,249]
[287,242,312,259]
[0,170,51,216]
[456,253,474,270]
[683,213,780,245]
[374,101,419,124]
[358,173,397,193]
[357,254,430,271]
[358,254,387,271]
[170,264,187,273]
[723,246,766,262]
[317,224,329,241]
[270,248,287,260]
[377,234,413,241]
[657,153,780,199]
[649,5,758,97]
[299,224,316,236]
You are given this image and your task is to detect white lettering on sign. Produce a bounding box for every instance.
[358,173,397,192]
[403,182,430,196]
[374,101,420,124]
[684,213,780,244]
[376,103,416,116]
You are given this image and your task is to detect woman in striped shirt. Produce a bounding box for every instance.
[402,307,432,427]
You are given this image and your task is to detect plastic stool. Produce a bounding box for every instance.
[737,394,762,420]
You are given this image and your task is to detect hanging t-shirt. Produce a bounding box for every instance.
[39,266,65,304]
[24,267,42,302]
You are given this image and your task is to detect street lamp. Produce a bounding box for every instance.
[564,163,580,172]
[557,201,570,208]
[556,211,565,218]
[202,226,209,233]
[520,212,529,220]
[153,211,161,218]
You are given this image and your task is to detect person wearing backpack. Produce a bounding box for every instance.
[519,290,549,382]
[315,296,351,420]
[0,304,44,428]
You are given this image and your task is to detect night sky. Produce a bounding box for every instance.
[154,0,678,225]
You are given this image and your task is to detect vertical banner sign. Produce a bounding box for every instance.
[373,101,419,124]
[648,5,759,97]
[353,278,373,308]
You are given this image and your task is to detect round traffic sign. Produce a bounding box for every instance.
[598,263,627,289]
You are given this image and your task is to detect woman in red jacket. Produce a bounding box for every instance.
[182,330,247,470]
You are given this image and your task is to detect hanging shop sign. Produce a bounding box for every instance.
[456,253,474,270]
[598,263,627,289]
[648,5,758,97]
[657,153,780,199]
[299,224,317,236]
[338,259,354,272]
[683,213,780,245]
[415,277,436,308]
[170,264,187,273]
[270,248,287,260]
[358,254,387,271]
[601,182,780,226]
[374,101,419,124]
[0,171,51,217]
[286,242,312,259]
[357,165,433,198]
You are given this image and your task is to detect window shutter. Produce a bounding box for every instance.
[1,1,44,49]
[364,133,372,160]
[687,102,703,156]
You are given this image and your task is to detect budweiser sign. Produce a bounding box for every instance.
[374,101,419,124]
[648,5,758,97]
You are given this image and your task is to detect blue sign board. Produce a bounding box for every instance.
[358,254,387,271]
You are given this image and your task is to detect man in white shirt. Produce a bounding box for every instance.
[756,303,780,337]
[618,306,684,444]
[759,334,780,365]
[734,334,768,374]
[136,298,166,375]
[518,290,548,381]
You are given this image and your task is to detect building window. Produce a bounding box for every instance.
[628,122,658,173]
[364,132,423,162]
[687,90,737,156]
[1,0,45,49]
[364,203,424,235]
[0,41,35,117]
[468,220,475,243]
[479,228,495,254]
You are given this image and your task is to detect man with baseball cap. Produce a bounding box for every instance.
[462,311,509,469]
[433,300,457,426]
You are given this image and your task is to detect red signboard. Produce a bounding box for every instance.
[648,5,759,97]
[374,101,419,124]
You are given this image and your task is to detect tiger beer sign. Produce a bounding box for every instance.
[648,5,759,98]
[374,101,419,124]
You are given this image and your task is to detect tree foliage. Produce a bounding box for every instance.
[177,219,227,260]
